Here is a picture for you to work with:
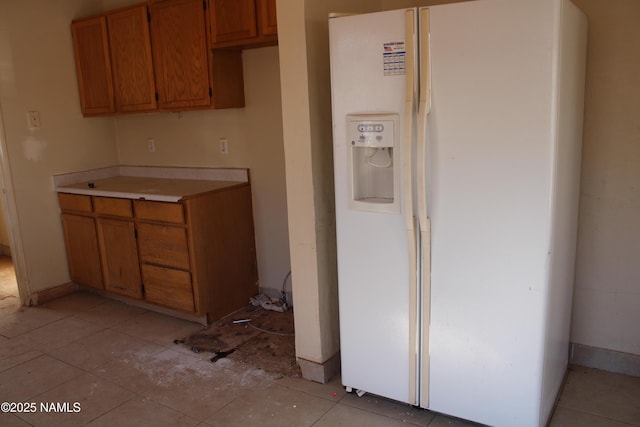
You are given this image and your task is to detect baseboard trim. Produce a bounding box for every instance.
[297,351,341,384]
[571,342,640,378]
[31,282,78,305]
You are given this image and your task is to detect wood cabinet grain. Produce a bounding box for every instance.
[209,0,277,48]
[61,213,104,290]
[149,0,212,109]
[71,16,115,115]
[96,217,143,299]
[107,4,157,112]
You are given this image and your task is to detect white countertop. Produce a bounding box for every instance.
[54,166,249,202]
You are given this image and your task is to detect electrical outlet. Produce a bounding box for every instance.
[219,138,229,154]
[147,138,156,153]
[27,111,40,130]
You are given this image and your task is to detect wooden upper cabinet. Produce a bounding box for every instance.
[71,1,246,114]
[210,0,257,44]
[71,16,115,116]
[210,0,277,48]
[149,0,211,109]
[257,0,277,37]
[107,5,157,112]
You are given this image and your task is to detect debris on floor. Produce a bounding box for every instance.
[250,293,288,312]
[174,304,299,378]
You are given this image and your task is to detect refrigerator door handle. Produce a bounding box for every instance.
[417,7,431,228]
[403,8,419,407]
[417,6,432,409]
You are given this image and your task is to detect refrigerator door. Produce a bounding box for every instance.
[329,8,416,405]
[424,0,562,425]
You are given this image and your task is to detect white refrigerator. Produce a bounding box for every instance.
[329,0,587,426]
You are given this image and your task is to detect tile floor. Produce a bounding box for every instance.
[1,257,639,426]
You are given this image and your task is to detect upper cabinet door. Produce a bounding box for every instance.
[149,0,211,109]
[107,5,157,112]
[210,0,257,45]
[257,0,277,37]
[71,16,115,116]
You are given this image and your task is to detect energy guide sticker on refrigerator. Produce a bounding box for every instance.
[383,41,406,76]
[328,1,587,426]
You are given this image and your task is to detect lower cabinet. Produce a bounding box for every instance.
[57,184,258,322]
[96,218,143,299]
[61,213,103,290]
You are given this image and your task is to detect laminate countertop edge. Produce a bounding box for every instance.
[54,166,249,202]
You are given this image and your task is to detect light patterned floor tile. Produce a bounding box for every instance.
[39,291,106,314]
[550,407,634,427]
[558,366,640,425]
[0,335,42,372]
[87,396,200,427]
[276,374,347,402]
[112,311,205,348]
[204,382,335,427]
[15,373,135,427]
[12,316,105,352]
[143,360,276,421]
[0,355,84,402]
[340,391,435,426]
[0,306,69,338]
[47,328,165,373]
[74,299,148,328]
[314,403,415,427]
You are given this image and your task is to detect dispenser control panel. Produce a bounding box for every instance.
[348,117,395,148]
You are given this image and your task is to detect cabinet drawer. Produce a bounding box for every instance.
[134,200,185,224]
[137,222,190,270]
[94,197,133,217]
[58,193,92,213]
[141,264,194,312]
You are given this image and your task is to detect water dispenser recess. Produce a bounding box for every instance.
[347,113,400,214]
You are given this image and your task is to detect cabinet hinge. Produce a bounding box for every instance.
[203,0,207,11]
[155,92,159,102]
[209,87,213,97]
[134,228,138,239]
[147,11,151,22]
[141,283,145,295]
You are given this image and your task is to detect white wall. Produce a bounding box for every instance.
[570,0,640,356]
[0,0,119,293]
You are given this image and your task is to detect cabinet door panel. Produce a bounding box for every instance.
[257,0,277,37]
[96,218,142,298]
[107,5,157,112]
[71,16,115,115]
[150,0,211,109]
[210,0,257,44]
[137,223,190,270]
[61,214,103,290]
[141,264,195,312]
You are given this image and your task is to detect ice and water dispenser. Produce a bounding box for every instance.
[347,114,400,214]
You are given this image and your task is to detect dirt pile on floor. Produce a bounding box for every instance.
[175,304,299,378]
